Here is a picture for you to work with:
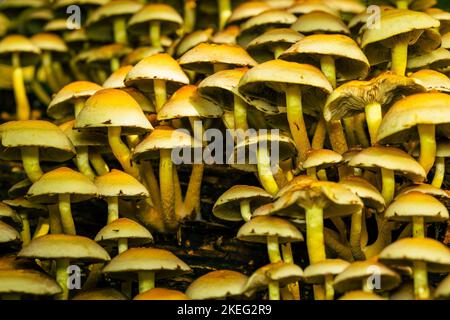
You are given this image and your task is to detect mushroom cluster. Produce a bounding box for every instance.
[0,0,449,301]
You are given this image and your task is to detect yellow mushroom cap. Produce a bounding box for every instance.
[0,220,21,244]
[27,167,98,203]
[302,259,350,284]
[186,270,248,299]
[237,216,304,243]
[74,88,153,135]
[0,34,41,66]
[128,3,183,36]
[410,69,450,93]
[227,1,271,26]
[407,48,450,71]
[30,32,68,55]
[302,149,343,170]
[18,234,111,262]
[291,11,350,35]
[103,65,132,89]
[0,269,62,296]
[95,218,153,245]
[174,28,214,58]
[72,288,127,300]
[338,290,385,300]
[397,183,449,199]
[60,120,107,147]
[340,176,385,212]
[94,169,148,199]
[122,46,163,66]
[239,9,297,41]
[134,288,190,300]
[288,1,339,17]
[86,0,143,26]
[0,202,22,230]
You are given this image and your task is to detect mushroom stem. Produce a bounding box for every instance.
[153,79,167,112]
[183,164,204,219]
[234,95,248,131]
[59,194,76,235]
[396,0,409,9]
[391,37,409,76]
[75,146,96,181]
[273,46,285,59]
[141,161,163,215]
[184,0,196,33]
[239,199,252,222]
[138,271,155,293]
[48,204,62,234]
[350,209,366,260]
[330,217,348,243]
[110,58,120,73]
[217,0,231,30]
[107,127,140,179]
[412,216,425,238]
[90,151,110,175]
[113,17,128,45]
[413,260,430,300]
[118,238,128,254]
[21,146,43,183]
[326,120,351,178]
[31,80,51,105]
[268,280,280,300]
[431,157,445,188]
[12,53,31,120]
[320,55,336,88]
[317,170,328,181]
[257,146,279,196]
[417,123,436,174]
[32,217,49,238]
[19,213,31,246]
[42,51,60,92]
[160,149,176,229]
[149,21,162,48]
[354,113,370,147]
[364,218,393,258]
[56,259,70,300]
[343,117,357,147]
[365,102,382,145]
[107,197,119,224]
[305,206,325,264]
[267,235,282,263]
[74,99,84,118]
[312,116,327,149]
[380,167,395,204]
[286,84,310,161]
[324,274,335,300]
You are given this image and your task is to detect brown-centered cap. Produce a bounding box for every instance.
[434,274,450,300]
[74,88,153,135]
[385,191,448,223]
[0,120,75,162]
[340,176,385,212]
[302,259,350,284]
[26,167,98,204]
[95,218,153,246]
[0,220,20,245]
[48,81,103,119]
[227,1,271,26]
[18,234,110,262]
[410,69,450,93]
[0,202,22,230]
[213,185,273,221]
[172,28,213,58]
[338,290,385,300]
[179,43,257,74]
[288,1,339,17]
[95,169,148,199]
[280,34,369,81]
[291,11,350,35]
[186,270,248,299]
[237,216,304,244]
[376,92,450,144]
[102,247,191,280]
[122,46,163,66]
[128,4,183,36]
[72,288,127,300]
[0,34,41,66]
[379,237,450,273]
[134,288,190,300]
[348,146,426,182]
[407,48,450,72]
[302,149,343,171]
[0,269,61,296]
[333,260,401,292]
[157,85,223,121]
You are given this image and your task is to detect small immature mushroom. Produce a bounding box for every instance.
[179,43,257,75]
[361,9,440,76]
[74,88,153,179]
[72,288,127,300]
[434,274,450,300]
[379,237,450,300]
[385,191,448,238]
[302,149,343,181]
[134,288,189,300]
[0,35,40,120]
[0,269,62,300]
[18,234,110,300]
[95,218,153,254]
[226,1,271,27]
[125,53,189,112]
[376,92,450,175]
[186,270,248,300]
[338,290,385,300]
[213,185,272,222]
[128,4,183,49]
[302,259,350,300]
[237,215,304,264]
[102,247,191,294]
[26,167,98,235]
[291,11,350,36]
[94,169,148,224]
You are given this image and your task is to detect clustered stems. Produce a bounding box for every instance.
[89,152,110,176]
[217,0,231,30]
[431,157,445,188]
[257,146,279,196]
[267,235,282,263]
[76,146,96,181]
[350,209,365,260]
[153,79,167,112]
[233,95,248,131]
[56,259,70,300]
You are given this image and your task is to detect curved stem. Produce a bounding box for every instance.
[267,235,282,263]
[108,127,140,179]
[324,228,354,261]
[268,280,280,300]
[391,37,409,76]
[107,197,119,224]
[317,170,328,181]
[76,146,96,181]
[413,260,429,300]
[286,84,310,161]
[257,147,279,196]
[324,274,335,300]
[240,199,252,222]
[273,46,285,59]
[305,206,325,264]
[12,53,31,120]
[153,79,166,112]
[140,161,163,214]
[150,21,162,48]
[350,209,365,260]
[183,164,204,220]
[89,151,110,175]
[31,80,51,105]
[312,116,327,149]
[59,194,76,235]
[431,157,445,188]
[56,259,70,300]
[330,217,348,243]
[320,55,336,89]
[42,51,60,92]
[412,216,425,238]
[32,217,49,238]
[74,99,84,118]
[234,95,248,131]
[381,168,395,205]
[218,0,231,30]
[21,147,43,183]
[19,213,31,246]
[113,17,128,45]
[48,204,62,234]
[365,102,382,145]
[364,218,393,258]
[184,0,196,33]
[118,238,128,254]
[160,149,176,229]
[418,124,436,175]
[138,271,155,293]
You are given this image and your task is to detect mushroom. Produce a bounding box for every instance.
[301,149,343,180]
[227,1,271,27]
[102,247,191,294]
[212,25,241,45]
[18,234,110,300]
[338,290,385,300]
[0,35,40,120]
[431,141,450,188]
[288,1,339,17]
[128,4,183,48]
[26,167,98,235]
[72,288,127,300]
[122,46,163,66]
[407,48,450,73]
[379,237,450,299]
[410,69,450,93]
[376,92,450,175]
[434,274,450,300]
[133,287,190,300]
[0,220,21,248]
[0,202,22,233]
[291,11,350,36]
[86,43,131,79]
[186,270,248,300]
